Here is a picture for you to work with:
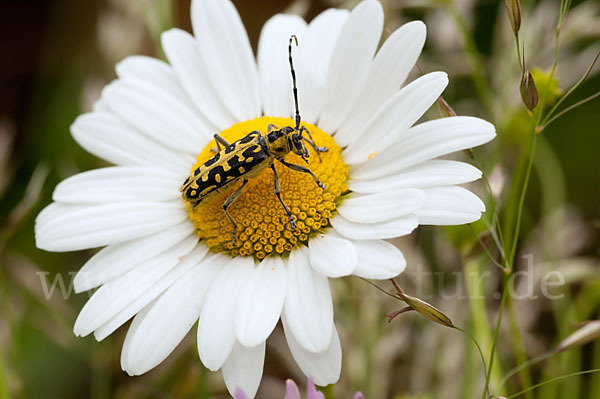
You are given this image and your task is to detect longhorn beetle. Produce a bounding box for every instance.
[181,35,328,245]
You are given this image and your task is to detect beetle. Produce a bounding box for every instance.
[180,35,328,245]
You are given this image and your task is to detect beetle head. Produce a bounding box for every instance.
[289,129,309,160]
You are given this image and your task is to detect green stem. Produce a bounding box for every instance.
[540,51,599,127]
[500,351,557,389]
[469,224,507,271]
[507,133,538,269]
[507,369,600,398]
[453,325,488,380]
[483,282,509,399]
[515,34,523,74]
[536,28,561,123]
[483,132,538,398]
[470,151,509,263]
[541,90,600,130]
[506,295,534,398]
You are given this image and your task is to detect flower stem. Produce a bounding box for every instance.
[507,369,600,398]
[506,295,533,399]
[540,90,600,131]
[453,325,488,382]
[507,133,537,269]
[482,281,509,399]
[540,51,599,128]
[515,34,523,74]
[483,131,538,398]
[500,351,557,389]
[468,224,507,271]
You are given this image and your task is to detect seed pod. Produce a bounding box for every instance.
[505,0,522,35]
[520,71,539,111]
[398,293,453,327]
[556,320,600,352]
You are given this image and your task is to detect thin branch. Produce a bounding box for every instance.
[499,350,557,388]
[540,90,600,131]
[358,277,401,300]
[469,224,508,271]
[541,50,600,127]
[453,325,489,383]
[507,369,600,398]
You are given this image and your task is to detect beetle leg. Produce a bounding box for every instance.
[267,124,280,132]
[299,126,327,162]
[223,178,249,246]
[271,164,296,232]
[213,133,231,152]
[278,159,326,189]
[299,126,328,153]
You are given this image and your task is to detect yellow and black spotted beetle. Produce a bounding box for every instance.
[181,35,328,245]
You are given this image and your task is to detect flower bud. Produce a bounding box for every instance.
[505,0,522,35]
[556,320,600,352]
[398,293,453,327]
[520,71,538,111]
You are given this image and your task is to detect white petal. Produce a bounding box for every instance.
[197,256,254,371]
[415,186,485,225]
[73,236,198,337]
[335,21,427,147]
[191,0,261,121]
[161,28,235,130]
[121,252,224,375]
[94,243,209,341]
[93,98,110,113]
[283,318,342,387]
[53,166,182,205]
[343,72,449,165]
[73,221,194,293]
[258,15,307,118]
[330,214,418,240]
[301,9,349,87]
[116,55,179,89]
[116,56,215,139]
[308,233,357,277]
[222,341,266,399]
[71,111,194,174]
[350,116,496,180]
[102,79,209,155]
[35,202,188,252]
[336,189,424,224]
[351,239,406,279]
[297,9,348,124]
[120,299,151,373]
[283,247,333,353]
[235,256,286,347]
[318,0,383,133]
[348,160,482,194]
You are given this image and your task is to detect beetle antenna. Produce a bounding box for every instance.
[289,35,300,130]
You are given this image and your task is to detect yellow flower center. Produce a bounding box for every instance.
[184,116,349,260]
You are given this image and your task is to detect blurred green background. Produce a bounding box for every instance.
[1,0,599,398]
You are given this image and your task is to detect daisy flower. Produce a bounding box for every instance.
[35,0,495,397]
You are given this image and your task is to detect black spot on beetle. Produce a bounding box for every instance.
[239,131,259,144]
[203,152,220,167]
